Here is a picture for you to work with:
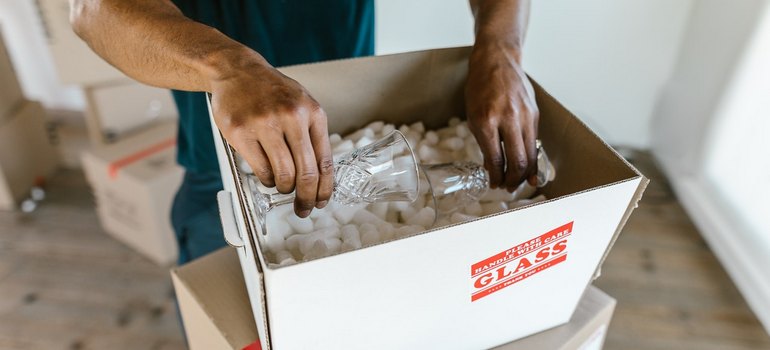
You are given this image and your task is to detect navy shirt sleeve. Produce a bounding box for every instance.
[170,0,374,174]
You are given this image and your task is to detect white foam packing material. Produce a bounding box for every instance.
[262,119,550,265]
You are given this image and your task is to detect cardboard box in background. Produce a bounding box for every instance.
[81,121,183,266]
[210,48,647,350]
[83,81,178,146]
[36,0,126,85]
[0,100,60,210]
[172,248,617,350]
[0,28,24,119]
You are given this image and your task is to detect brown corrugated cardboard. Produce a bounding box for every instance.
[81,121,182,265]
[209,47,648,350]
[172,248,616,350]
[0,100,60,210]
[0,28,24,119]
[83,80,178,146]
[36,0,126,85]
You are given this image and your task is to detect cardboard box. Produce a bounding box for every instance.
[83,81,178,146]
[0,100,60,210]
[36,0,126,85]
[0,28,24,119]
[210,47,648,349]
[81,121,183,265]
[172,248,617,350]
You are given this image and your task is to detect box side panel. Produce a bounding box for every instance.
[172,272,235,350]
[207,94,271,350]
[88,82,178,141]
[173,248,259,349]
[0,101,59,204]
[532,79,641,198]
[0,169,14,210]
[82,144,180,265]
[279,47,470,135]
[0,29,23,119]
[265,180,640,350]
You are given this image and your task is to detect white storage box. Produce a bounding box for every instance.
[81,121,183,265]
[172,247,617,350]
[0,100,60,210]
[83,80,178,146]
[210,47,647,350]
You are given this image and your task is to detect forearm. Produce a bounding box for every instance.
[469,0,530,62]
[70,0,268,92]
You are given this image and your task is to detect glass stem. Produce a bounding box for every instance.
[269,192,297,208]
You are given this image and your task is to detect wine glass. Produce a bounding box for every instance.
[246,130,420,235]
[420,140,555,224]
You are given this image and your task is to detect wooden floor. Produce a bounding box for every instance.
[0,152,768,350]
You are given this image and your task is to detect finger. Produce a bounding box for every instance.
[501,122,528,191]
[309,111,333,208]
[247,141,275,187]
[284,121,319,218]
[260,133,296,195]
[522,114,539,186]
[472,124,504,189]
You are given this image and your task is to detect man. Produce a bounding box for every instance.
[71,0,539,264]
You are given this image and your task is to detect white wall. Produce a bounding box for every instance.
[0,0,84,110]
[3,0,692,149]
[650,0,770,332]
[377,0,694,148]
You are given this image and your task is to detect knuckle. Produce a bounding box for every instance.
[487,155,505,168]
[513,157,529,173]
[274,169,295,186]
[297,170,319,184]
[318,157,334,175]
[255,166,274,180]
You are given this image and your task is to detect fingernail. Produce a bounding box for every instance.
[317,200,328,209]
[298,209,311,218]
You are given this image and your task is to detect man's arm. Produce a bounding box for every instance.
[70,0,333,217]
[467,0,539,191]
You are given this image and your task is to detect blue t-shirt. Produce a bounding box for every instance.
[171,0,374,174]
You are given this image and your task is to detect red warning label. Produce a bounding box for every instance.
[470,221,574,302]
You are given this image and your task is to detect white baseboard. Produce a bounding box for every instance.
[666,175,770,334]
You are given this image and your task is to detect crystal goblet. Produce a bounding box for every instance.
[246,130,420,235]
[420,140,555,225]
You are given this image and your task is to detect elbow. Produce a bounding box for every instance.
[69,0,95,40]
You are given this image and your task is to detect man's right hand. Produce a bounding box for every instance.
[209,51,333,218]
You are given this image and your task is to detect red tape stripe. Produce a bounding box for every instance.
[107,138,176,179]
[242,340,262,350]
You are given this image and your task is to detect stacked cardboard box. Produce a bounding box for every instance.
[172,248,616,350]
[82,81,178,146]
[0,30,59,210]
[36,0,125,85]
[81,121,183,265]
[0,101,61,210]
